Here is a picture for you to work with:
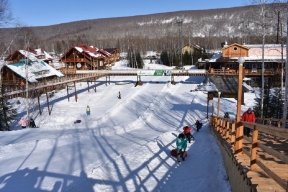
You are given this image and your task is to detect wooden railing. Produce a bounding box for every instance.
[210,116,288,191]
[210,68,282,76]
[256,118,288,128]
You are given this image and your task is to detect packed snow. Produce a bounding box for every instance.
[0,60,258,192]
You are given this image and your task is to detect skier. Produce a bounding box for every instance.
[176,133,187,163]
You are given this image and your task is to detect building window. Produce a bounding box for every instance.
[233,47,238,51]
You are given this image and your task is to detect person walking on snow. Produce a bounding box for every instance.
[19,117,27,129]
[86,105,90,115]
[195,120,201,132]
[183,126,193,143]
[242,108,256,137]
[176,133,187,163]
[118,91,121,99]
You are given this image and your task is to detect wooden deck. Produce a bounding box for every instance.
[211,117,288,191]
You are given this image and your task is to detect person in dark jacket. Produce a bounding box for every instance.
[118,91,121,99]
[29,118,36,128]
[224,112,230,119]
[195,120,201,132]
[176,133,187,163]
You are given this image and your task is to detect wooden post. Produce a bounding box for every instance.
[37,94,42,115]
[250,125,258,170]
[235,58,244,155]
[74,81,77,102]
[87,80,90,92]
[94,77,96,92]
[67,85,70,102]
[231,123,236,146]
[225,121,230,140]
[235,124,243,154]
[45,91,51,115]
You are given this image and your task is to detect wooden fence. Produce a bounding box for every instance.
[210,116,288,191]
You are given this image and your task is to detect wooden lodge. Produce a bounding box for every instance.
[59,44,120,74]
[198,43,287,87]
[1,59,64,89]
[5,47,53,64]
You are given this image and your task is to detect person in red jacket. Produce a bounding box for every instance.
[241,108,256,137]
[183,126,193,143]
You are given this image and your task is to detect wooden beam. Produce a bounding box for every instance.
[250,125,258,170]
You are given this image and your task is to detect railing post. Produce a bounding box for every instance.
[235,123,243,155]
[231,123,236,146]
[250,125,258,170]
[225,121,230,140]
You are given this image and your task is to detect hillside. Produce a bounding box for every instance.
[0,4,286,53]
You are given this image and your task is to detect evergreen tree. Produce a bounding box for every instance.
[0,97,17,131]
[172,52,180,68]
[135,52,143,69]
[269,88,283,119]
[160,51,169,66]
[182,51,192,65]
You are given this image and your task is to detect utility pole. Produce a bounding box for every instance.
[177,17,183,68]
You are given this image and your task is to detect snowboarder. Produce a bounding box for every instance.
[118,91,121,99]
[176,133,187,163]
[86,105,90,115]
[183,126,193,143]
[29,118,37,128]
[19,117,27,129]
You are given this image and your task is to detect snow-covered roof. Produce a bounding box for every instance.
[74,45,106,59]
[5,59,64,83]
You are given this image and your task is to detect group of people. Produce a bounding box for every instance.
[19,117,37,128]
[175,120,201,163]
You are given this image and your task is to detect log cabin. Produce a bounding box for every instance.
[1,58,64,89]
[198,43,286,87]
[59,44,120,73]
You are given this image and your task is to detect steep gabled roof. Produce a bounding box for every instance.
[5,48,53,62]
[222,43,250,51]
[60,44,107,60]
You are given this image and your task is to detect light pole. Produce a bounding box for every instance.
[235,57,245,155]
[217,92,221,117]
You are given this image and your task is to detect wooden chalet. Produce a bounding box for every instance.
[1,58,64,88]
[5,47,53,64]
[59,44,120,73]
[198,43,287,87]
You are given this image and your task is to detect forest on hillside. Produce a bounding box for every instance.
[0,2,287,56]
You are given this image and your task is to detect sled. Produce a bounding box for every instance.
[170,149,188,157]
[74,120,81,124]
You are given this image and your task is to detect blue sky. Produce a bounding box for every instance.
[10,0,247,27]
